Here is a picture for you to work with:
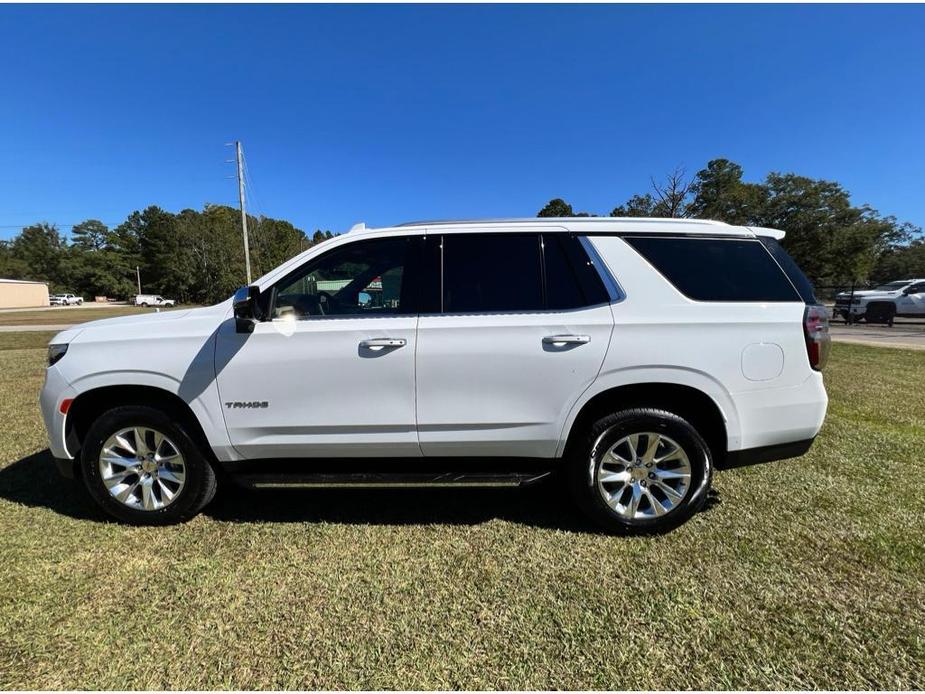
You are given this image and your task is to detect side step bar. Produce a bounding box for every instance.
[231,471,553,490]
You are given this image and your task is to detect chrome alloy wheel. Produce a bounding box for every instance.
[98,427,186,511]
[595,432,692,520]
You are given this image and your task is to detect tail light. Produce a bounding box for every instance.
[803,304,831,371]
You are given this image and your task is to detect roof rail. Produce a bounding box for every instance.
[394,217,730,228]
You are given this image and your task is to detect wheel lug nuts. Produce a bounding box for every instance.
[649,473,655,479]
[640,480,648,487]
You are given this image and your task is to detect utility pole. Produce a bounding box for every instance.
[136,266,141,294]
[234,141,252,285]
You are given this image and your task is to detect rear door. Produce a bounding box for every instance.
[415,231,614,458]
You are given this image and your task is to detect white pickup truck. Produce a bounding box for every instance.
[834,279,925,324]
[49,294,83,306]
[134,294,176,308]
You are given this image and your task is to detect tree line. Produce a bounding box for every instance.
[2,159,921,306]
[0,204,333,305]
[538,158,924,288]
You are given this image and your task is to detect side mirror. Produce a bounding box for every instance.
[233,285,261,333]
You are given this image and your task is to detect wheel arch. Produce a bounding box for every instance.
[559,378,734,465]
[65,385,215,467]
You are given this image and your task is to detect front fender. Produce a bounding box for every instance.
[64,370,240,463]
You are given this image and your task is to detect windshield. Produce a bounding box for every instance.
[873,281,909,291]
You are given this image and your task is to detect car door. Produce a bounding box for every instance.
[415,231,615,458]
[898,282,925,315]
[214,234,423,459]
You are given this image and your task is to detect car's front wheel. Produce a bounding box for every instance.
[80,406,217,525]
[568,408,713,533]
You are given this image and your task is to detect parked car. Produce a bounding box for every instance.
[41,218,829,532]
[834,279,925,324]
[49,293,83,306]
[134,294,176,307]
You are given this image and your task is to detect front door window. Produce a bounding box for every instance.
[272,236,414,319]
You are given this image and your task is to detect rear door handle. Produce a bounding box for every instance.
[359,338,407,349]
[543,334,591,345]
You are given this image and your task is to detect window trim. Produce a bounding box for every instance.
[260,230,620,321]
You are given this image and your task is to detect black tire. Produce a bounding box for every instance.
[141,302,148,308]
[866,302,895,325]
[80,405,217,525]
[568,408,713,534]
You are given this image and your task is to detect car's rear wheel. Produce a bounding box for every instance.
[80,406,217,525]
[866,302,895,325]
[568,408,713,533]
[141,302,148,307]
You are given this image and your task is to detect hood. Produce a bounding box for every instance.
[55,302,231,340]
[836,289,901,300]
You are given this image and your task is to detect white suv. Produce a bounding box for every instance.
[40,218,829,532]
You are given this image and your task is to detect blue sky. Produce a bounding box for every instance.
[1,4,924,239]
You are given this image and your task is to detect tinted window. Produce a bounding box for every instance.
[624,236,800,302]
[758,236,817,304]
[543,234,610,310]
[272,236,416,318]
[443,234,543,312]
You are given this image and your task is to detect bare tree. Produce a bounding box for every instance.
[650,167,695,218]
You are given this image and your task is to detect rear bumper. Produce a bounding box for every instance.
[718,437,815,470]
[732,372,827,451]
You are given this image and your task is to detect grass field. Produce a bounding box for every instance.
[0,305,188,327]
[0,336,922,689]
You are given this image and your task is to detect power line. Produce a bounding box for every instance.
[0,221,122,229]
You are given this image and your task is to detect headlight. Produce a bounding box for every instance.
[48,344,68,366]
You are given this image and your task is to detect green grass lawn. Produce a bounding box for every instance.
[0,305,189,327]
[0,338,922,689]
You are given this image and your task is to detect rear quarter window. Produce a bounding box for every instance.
[757,236,817,304]
[623,236,801,302]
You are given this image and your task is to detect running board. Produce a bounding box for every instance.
[231,471,553,490]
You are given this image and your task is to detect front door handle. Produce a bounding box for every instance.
[543,335,591,345]
[543,334,591,345]
[359,338,407,349]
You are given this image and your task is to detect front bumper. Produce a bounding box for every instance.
[39,364,77,460]
[834,303,866,315]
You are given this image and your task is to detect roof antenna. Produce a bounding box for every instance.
[349,222,366,232]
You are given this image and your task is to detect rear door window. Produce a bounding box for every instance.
[623,236,801,302]
[543,234,611,310]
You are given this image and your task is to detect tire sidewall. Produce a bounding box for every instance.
[81,406,212,525]
[573,410,713,533]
